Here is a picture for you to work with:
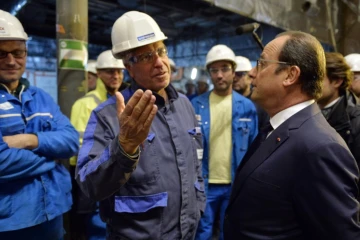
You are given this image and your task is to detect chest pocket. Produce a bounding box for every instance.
[236,119,251,151]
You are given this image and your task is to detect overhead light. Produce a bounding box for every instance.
[191,68,198,80]
[11,0,28,16]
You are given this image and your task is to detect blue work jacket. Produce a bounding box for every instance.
[76,82,206,240]
[0,78,79,232]
[191,90,258,191]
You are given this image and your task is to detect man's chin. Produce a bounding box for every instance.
[0,77,19,84]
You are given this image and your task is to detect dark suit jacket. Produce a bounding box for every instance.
[224,103,360,240]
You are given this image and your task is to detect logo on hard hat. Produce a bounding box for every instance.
[137,33,155,42]
[0,26,5,34]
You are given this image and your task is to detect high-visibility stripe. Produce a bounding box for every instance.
[26,113,53,121]
[0,113,53,120]
[0,113,22,118]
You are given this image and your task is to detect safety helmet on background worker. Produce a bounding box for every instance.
[205,44,236,69]
[345,53,360,72]
[111,11,167,58]
[169,58,177,72]
[235,56,252,72]
[86,60,97,74]
[0,10,28,41]
[96,50,125,69]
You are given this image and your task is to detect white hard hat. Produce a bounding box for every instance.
[96,50,125,69]
[111,11,167,57]
[169,58,176,71]
[345,53,360,72]
[235,56,252,72]
[205,44,236,69]
[86,60,97,74]
[197,76,209,84]
[0,10,28,40]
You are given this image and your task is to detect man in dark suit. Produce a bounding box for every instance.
[224,31,360,240]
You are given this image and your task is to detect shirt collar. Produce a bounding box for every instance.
[323,97,340,109]
[270,99,315,130]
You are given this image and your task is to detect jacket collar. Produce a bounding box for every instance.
[129,80,178,108]
[0,78,30,99]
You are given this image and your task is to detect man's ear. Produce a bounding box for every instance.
[332,78,344,88]
[283,65,300,87]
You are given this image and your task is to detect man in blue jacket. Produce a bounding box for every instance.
[0,10,79,239]
[76,11,205,240]
[192,44,258,240]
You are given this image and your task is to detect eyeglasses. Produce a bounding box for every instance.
[235,71,248,78]
[209,66,232,75]
[128,47,168,64]
[0,50,27,59]
[256,59,291,72]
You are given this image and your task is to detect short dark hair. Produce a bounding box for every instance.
[276,31,325,100]
[325,52,352,95]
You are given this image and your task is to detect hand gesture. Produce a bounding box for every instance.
[116,89,157,154]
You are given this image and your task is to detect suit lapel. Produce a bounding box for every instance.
[227,103,321,209]
[228,129,289,207]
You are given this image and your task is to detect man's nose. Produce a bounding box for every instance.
[153,55,165,68]
[248,67,256,79]
[4,53,16,64]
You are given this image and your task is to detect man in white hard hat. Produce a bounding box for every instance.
[185,79,197,100]
[196,75,209,95]
[85,60,97,91]
[191,44,258,240]
[76,11,205,240]
[70,50,128,239]
[234,55,269,132]
[0,10,79,239]
[169,58,177,73]
[345,53,360,98]
[233,56,253,97]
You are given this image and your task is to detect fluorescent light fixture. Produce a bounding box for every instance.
[191,67,197,80]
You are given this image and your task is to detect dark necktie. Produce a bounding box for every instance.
[321,107,333,120]
[235,121,273,173]
[260,121,274,142]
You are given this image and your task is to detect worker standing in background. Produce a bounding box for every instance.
[192,44,258,240]
[345,53,360,98]
[0,10,78,239]
[318,52,360,169]
[233,55,269,131]
[85,60,97,91]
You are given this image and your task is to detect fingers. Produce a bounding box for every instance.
[121,89,144,117]
[131,90,154,120]
[123,89,154,120]
[143,105,158,130]
[115,92,125,117]
[137,94,156,124]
